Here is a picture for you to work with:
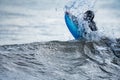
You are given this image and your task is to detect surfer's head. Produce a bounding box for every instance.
[83,10,94,21]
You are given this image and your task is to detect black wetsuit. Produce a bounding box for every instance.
[88,20,97,31]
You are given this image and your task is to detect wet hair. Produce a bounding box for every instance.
[83,10,94,21]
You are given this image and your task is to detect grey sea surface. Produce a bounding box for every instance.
[0,38,120,80]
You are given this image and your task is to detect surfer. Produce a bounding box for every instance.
[82,10,98,40]
[83,10,97,31]
[65,10,98,40]
[65,10,97,31]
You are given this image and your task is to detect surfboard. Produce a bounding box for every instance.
[65,12,84,40]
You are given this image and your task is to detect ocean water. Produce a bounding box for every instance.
[0,0,120,45]
[0,38,120,80]
[0,0,67,45]
[0,0,120,80]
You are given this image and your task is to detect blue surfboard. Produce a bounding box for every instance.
[65,12,84,40]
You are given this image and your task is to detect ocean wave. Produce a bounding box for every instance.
[0,38,120,80]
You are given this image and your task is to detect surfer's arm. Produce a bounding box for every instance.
[93,21,98,31]
[89,21,98,31]
[65,11,78,26]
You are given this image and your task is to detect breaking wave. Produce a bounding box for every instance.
[0,38,120,80]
